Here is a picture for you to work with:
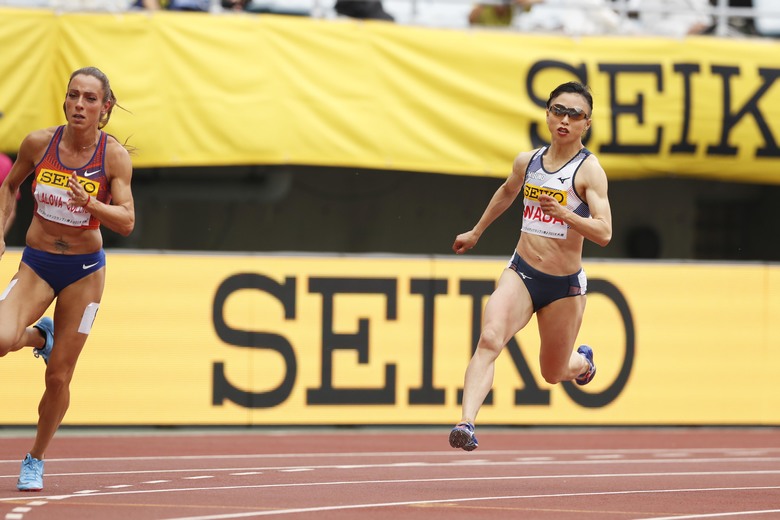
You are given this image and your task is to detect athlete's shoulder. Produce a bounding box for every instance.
[512,147,543,174]
[577,150,608,188]
[104,132,127,152]
[17,126,59,162]
[581,149,604,172]
[22,126,58,148]
[103,134,132,179]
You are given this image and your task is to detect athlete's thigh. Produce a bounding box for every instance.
[536,295,586,367]
[482,268,535,343]
[0,263,55,336]
[50,268,106,365]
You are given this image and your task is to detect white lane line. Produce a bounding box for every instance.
[183,476,214,480]
[161,486,780,520]
[644,510,780,520]
[230,472,262,476]
[3,447,780,464]
[2,471,779,503]
[105,484,134,489]
[3,456,780,481]
[142,480,171,484]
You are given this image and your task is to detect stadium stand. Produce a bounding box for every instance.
[0,0,776,36]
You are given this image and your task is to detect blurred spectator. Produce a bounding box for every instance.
[628,0,711,37]
[516,0,622,35]
[468,0,542,27]
[131,0,165,8]
[132,0,226,10]
[222,0,249,9]
[169,0,210,9]
[335,0,394,21]
[705,0,758,35]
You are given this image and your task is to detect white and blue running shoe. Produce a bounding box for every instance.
[449,422,479,451]
[32,317,54,364]
[17,453,44,492]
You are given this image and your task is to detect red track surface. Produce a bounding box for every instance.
[2,428,780,519]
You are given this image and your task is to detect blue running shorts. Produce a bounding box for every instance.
[507,251,586,312]
[22,247,106,295]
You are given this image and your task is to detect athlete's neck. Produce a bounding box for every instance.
[63,126,100,153]
[546,142,583,162]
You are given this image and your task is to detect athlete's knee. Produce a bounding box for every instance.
[0,328,22,356]
[44,367,75,393]
[540,362,568,385]
[477,326,505,355]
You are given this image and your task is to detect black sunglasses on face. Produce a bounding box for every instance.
[548,104,589,121]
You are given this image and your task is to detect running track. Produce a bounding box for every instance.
[1,428,780,519]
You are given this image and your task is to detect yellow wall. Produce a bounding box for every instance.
[0,250,776,425]
[1,9,779,183]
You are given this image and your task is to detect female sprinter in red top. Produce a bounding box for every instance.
[0,67,135,490]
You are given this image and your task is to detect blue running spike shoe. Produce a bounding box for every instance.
[575,345,596,386]
[449,422,478,451]
[32,317,54,365]
[17,453,44,492]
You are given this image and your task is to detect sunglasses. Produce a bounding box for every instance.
[548,104,590,121]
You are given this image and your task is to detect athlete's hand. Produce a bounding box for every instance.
[453,230,478,254]
[67,173,91,209]
[539,194,565,220]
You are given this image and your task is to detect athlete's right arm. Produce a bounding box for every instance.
[452,151,531,254]
[0,131,47,257]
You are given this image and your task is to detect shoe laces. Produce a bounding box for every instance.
[22,457,42,479]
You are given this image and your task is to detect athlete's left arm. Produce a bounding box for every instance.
[571,156,612,247]
[83,139,135,236]
[541,155,612,247]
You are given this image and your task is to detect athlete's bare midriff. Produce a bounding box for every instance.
[26,216,103,255]
[516,231,585,276]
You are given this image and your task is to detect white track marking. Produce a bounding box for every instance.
[162,486,780,520]
[3,456,780,481]
[2,470,780,503]
[3,503,45,520]
[644,510,780,519]
[2,447,778,465]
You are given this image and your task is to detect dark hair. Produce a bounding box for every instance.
[546,81,593,115]
[64,66,118,129]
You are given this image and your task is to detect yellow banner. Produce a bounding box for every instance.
[1,9,780,183]
[0,250,777,425]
